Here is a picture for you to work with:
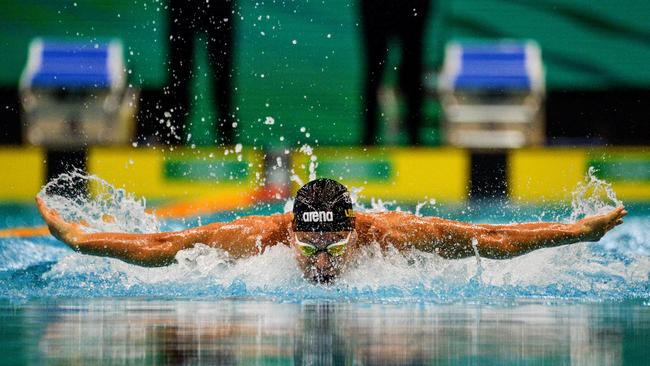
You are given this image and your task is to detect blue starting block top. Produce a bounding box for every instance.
[21,39,124,90]
[441,41,543,91]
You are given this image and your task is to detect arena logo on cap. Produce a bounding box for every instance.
[302,211,334,222]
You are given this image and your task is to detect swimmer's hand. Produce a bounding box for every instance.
[575,206,627,242]
[36,196,82,246]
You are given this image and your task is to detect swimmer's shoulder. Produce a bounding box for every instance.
[355,211,418,224]
[268,212,292,226]
[265,212,292,238]
[355,211,435,238]
[353,212,401,248]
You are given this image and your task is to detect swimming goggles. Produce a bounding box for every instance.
[295,232,351,257]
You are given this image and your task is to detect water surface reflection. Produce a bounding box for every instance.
[6,300,650,365]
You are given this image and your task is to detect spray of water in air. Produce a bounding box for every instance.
[17,167,649,302]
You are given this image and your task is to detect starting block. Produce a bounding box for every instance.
[20,39,136,147]
[438,41,545,148]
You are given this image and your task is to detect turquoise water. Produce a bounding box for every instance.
[2,299,649,365]
[1,194,649,364]
[2,200,649,302]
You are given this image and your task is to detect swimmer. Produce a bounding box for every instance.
[36,178,627,283]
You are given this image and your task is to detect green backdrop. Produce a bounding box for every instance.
[1,0,649,146]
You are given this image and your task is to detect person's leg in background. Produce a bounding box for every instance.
[163,0,196,145]
[397,0,431,145]
[359,0,391,146]
[205,0,235,146]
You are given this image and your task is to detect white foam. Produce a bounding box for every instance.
[38,170,159,234]
[35,168,650,300]
[570,167,622,222]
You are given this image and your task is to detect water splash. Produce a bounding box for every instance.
[297,144,318,182]
[38,170,159,234]
[3,169,647,302]
[348,186,399,213]
[415,199,437,217]
[570,167,623,222]
[289,171,304,187]
[283,198,294,213]
[7,229,645,301]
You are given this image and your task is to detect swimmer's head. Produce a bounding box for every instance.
[292,178,355,233]
[290,178,356,283]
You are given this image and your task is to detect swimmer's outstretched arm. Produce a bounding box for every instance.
[36,197,292,267]
[356,207,627,259]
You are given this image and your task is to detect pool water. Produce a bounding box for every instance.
[0,173,649,364]
[1,200,648,302]
[2,299,649,365]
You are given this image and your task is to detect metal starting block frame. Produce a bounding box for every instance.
[438,41,545,148]
[20,39,136,147]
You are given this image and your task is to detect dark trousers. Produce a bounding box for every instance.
[360,0,431,145]
[164,0,235,145]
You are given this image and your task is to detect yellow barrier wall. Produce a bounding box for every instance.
[0,147,44,201]
[0,146,648,204]
[509,148,587,203]
[88,147,264,201]
[291,147,470,202]
[509,148,650,203]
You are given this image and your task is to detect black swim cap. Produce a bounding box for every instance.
[292,178,355,232]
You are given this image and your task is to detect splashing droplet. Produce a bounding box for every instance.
[570,167,622,222]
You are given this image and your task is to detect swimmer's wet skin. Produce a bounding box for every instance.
[36,178,627,284]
